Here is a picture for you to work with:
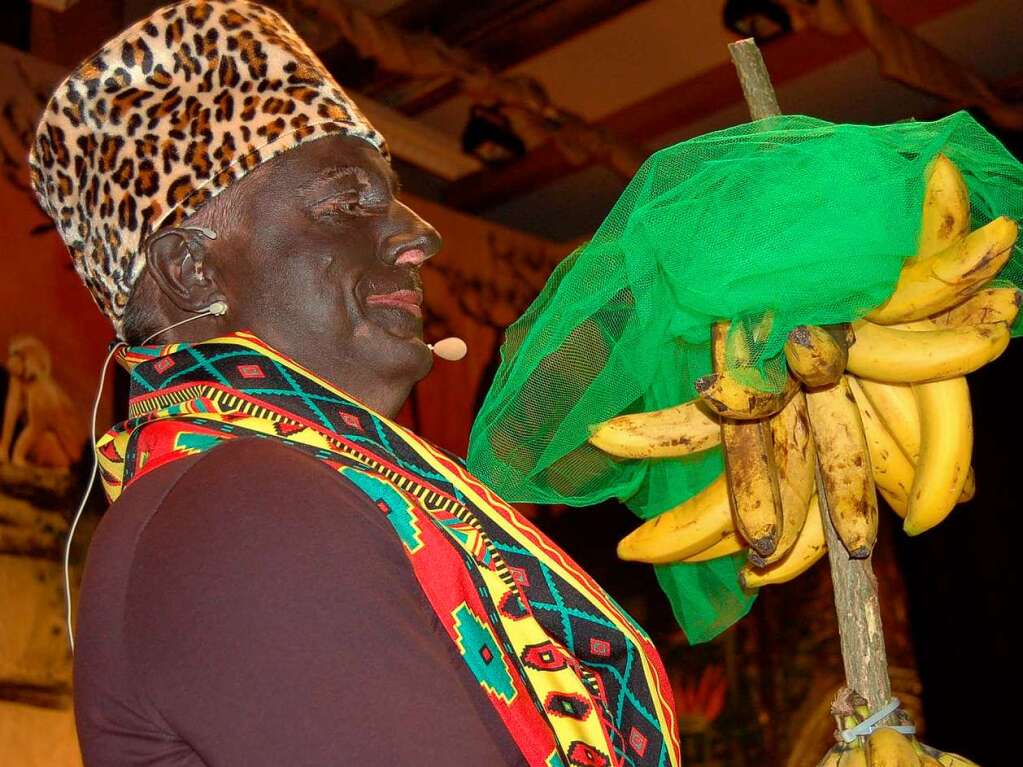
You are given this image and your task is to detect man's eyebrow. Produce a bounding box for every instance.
[300,164,401,197]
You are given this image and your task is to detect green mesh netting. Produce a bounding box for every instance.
[466,111,1023,644]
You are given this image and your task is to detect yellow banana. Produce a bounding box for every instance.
[849,377,914,515]
[818,744,858,767]
[877,486,908,518]
[847,320,1010,383]
[740,495,825,587]
[959,467,976,502]
[588,398,720,459]
[616,473,733,564]
[915,153,971,262]
[867,216,1019,324]
[916,754,942,767]
[936,752,980,767]
[713,323,783,557]
[681,528,745,562]
[867,728,921,766]
[905,378,973,536]
[923,286,1022,329]
[785,324,850,387]
[853,376,974,510]
[754,391,815,566]
[855,379,920,460]
[816,745,845,767]
[694,368,797,419]
[805,377,878,558]
[840,748,869,767]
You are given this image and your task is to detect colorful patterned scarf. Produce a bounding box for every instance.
[98,331,680,767]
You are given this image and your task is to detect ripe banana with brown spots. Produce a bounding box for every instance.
[694,368,798,419]
[911,286,1022,330]
[855,379,920,460]
[915,153,971,262]
[712,323,783,557]
[740,495,825,587]
[615,472,733,564]
[753,390,815,566]
[587,398,720,458]
[784,323,850,387]
[847,320,1010,383]
[866,216,1018,324]
[851,376,975,514]
[805,377,878,558]
[848,376,914,517]
[680,529,746,562]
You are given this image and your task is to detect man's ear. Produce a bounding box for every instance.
[144,227,224,315]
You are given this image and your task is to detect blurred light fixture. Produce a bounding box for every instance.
[461,104,526,166]
[723,0,795,44]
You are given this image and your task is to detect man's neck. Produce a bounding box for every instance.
[338,377,412,419]
[154,328,417,420]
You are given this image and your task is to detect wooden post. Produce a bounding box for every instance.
[727,37,895,720]
[728,38,782,121]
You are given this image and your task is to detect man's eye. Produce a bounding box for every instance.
[316,191,385,218]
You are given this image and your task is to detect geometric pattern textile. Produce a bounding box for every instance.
[97,331,681,767]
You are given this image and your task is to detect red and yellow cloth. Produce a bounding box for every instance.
[98,331,680,767]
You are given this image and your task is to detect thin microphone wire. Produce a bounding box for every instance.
[64,305,225,653]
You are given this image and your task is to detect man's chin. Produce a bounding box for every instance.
[361,317,434,377]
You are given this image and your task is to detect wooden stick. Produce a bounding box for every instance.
[727,38,782,120]
[727,37,895,721]
[817,465,893,712]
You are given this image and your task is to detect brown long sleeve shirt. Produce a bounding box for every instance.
[73,437,527,765]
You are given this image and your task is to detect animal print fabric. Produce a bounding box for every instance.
[28,0,388,337]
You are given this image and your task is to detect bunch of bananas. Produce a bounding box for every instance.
[818,731,980,767]
[589,154,1020,588]
[816,693,978,767]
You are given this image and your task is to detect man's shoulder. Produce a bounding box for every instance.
[174,436,335,486]
[85,437,403,613]
[139,437,396,553]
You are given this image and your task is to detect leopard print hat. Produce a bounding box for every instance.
[28,0,388,337]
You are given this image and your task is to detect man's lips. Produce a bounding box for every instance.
[365,288,423,317]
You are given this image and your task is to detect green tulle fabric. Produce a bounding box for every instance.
[467,111,1023,643]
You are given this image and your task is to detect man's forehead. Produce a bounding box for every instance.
[284,136,397,187]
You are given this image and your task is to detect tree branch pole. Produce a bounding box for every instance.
[727,37,894,718]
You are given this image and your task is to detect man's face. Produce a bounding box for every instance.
[211,134,442,393]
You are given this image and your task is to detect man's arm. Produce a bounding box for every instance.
[125,438,523,766]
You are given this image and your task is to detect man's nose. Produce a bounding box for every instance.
[383,201,442,266]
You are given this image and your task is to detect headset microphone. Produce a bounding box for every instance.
[428,337,468,361]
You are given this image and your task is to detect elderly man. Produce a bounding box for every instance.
[29,2,679,765]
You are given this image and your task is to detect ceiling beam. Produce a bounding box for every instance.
[348,93,483,180]
[443,0,979,213]
[378,0,647,116]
